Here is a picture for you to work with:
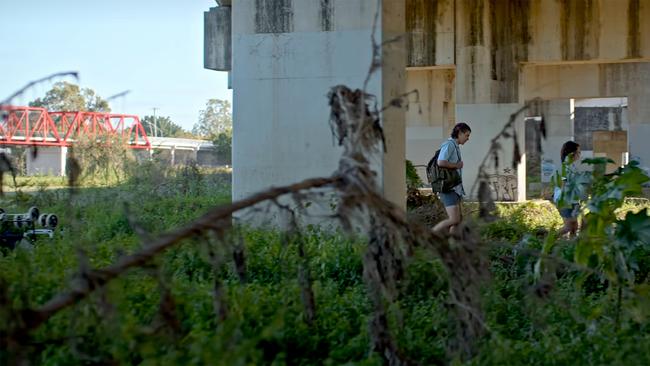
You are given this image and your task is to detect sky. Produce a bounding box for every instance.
[0,0,231,131]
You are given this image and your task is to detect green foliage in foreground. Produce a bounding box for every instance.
[1,166,650,365]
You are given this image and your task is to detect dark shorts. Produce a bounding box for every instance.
[440,191,461,207]
[558,204,580,219]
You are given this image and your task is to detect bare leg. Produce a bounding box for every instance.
[434,204,461,235]
[558,218,578,238]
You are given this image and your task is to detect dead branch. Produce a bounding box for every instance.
[0,71,79,106]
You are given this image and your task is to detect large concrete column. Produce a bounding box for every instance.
[381,0,407,207]
[231,0,406,224]
[26,147,67,176]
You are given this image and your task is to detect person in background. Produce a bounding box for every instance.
[554,141,581,238]
[433,122,472,235]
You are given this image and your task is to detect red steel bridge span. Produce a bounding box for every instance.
[0,105,151,149]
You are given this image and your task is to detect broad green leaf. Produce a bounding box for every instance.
[616,208,650,247]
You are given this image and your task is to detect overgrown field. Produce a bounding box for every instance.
[1,165,650,365]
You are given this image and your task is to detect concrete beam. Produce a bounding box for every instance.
[204,6,232,71]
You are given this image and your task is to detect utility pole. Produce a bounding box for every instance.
[152,107,159,137]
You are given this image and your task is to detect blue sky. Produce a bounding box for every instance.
[0,0,231,131]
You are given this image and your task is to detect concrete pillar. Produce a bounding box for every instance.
[231,0,406,224]
[26,146,67,176]
[381,0,407,208]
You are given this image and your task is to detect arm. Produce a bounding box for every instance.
[437,141,463,169]
[437,160,463,169]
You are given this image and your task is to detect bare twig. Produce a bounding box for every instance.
[1,71,79,106]
[362,0,383,94]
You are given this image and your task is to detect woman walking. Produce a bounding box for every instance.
[554,141,582,237]
[433,122,472,235]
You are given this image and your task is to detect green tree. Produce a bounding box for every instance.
[29,81,111,112]
[140,115,193,138]
[212,129,232,164]
[192,99,232,138]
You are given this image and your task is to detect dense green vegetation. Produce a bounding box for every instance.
[1,162,650,365]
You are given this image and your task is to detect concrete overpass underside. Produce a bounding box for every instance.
[205,0,650,220]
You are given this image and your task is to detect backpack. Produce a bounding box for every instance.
[426,145,462,193]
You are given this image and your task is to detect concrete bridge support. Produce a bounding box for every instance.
[26,147,67,176]
[210,0,650,212]
[229,0,406,224]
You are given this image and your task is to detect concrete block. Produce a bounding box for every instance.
[204,6,232,71]
[26,147,67,176]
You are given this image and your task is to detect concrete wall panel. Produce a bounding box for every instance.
[26,147,67,176]
[233,0,380,34]
[233,76,349,197]
[521,62,650,101]
[456,103,524,200]
[233,30,374,81]
[528,0,563,61]
[598,0,628,59]
[405,69,455,128]
[629,123,650,174]
[232,0,407,214]
[641,0,650,57]
[405,68,455,179]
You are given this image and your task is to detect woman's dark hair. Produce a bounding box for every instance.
[451,122,472,138]
[561,141,580,162]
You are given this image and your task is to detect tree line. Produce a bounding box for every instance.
[28,81,231,154]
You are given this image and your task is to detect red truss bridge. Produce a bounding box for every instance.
[0,105,151,149]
